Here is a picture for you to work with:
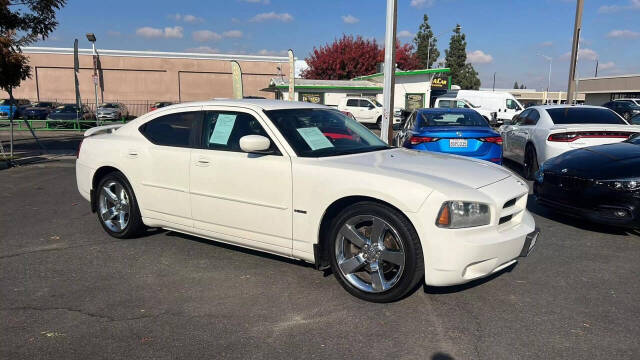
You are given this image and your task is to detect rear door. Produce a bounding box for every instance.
[511,109,540,162]
[503,109,530,161]
[137,107,202,228]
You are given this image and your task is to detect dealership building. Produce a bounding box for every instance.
[577,74,640,105]
[0,47,291,115]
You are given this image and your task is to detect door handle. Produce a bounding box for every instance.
[196,157,211,167]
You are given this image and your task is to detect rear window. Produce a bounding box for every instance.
[417,110,488,127]
[546,107,627,125]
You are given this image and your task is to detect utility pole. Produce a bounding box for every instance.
[492,72,496,91]
[594,59,599,77]
[566,0,583,105]
[381,0,397,144]
[86,33,99,125]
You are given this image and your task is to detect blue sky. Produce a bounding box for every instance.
[36,0,640,91]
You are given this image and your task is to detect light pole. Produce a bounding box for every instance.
[537,53,552,103]
[381,0,397,144]
[86,33,99,125]
[492,72,496,91]
[567,0,583,105]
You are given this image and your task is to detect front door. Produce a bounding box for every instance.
[189,107,293,254]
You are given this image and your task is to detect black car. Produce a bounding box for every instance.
[534,134,640,228]
[47,104,94,128]
[603,101,640,121]
[22,101,59,120]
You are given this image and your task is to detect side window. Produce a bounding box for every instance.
[346,99,359,107]
[202,111,278,154]
[524,110,540,126]
[437,100,451,108]
[506,99,519,110]
[360,100,373,108]
[514,109,530,125]
[140,111,200,147]
[403,111,416,130]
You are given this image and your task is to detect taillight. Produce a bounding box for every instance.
[547,131,633,142]
[479,136,503,145]
[410,136,438,145]
[77,138,84,158]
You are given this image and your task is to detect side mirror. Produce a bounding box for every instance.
[240,135,272,154]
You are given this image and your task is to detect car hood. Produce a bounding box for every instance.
[320,147,512,189]
[545,142,640,179]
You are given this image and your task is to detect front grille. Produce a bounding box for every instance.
[499,214,513,225]
[503,198,517,209]
[545,173,593,191]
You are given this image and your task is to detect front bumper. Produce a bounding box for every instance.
[410,176,536,286]
[97,113,121,120]
[534,180,640,228]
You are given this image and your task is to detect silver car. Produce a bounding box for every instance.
[97,102,129,121]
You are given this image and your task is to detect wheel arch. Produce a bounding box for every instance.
[314,195,418,271]
[90,165,131,213]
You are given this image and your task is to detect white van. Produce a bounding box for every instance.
[433,97,497,124]
[337,97,403,128]
[452,90,524,124]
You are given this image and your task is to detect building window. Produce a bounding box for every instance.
[299,92,324,104]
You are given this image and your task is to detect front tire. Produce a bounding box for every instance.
[96,171,145,238]
[329,202,424,302]
[376,116,382,129]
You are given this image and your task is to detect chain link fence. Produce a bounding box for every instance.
[0,98,169,131]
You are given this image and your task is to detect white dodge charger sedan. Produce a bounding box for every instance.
[500,105,640,180]
[76,99,538,302]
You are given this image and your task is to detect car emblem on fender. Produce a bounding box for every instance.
[561,168,568,173]
[456,131,462,137]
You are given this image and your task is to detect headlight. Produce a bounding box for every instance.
[595,178,640,191]
[436,201,491,229]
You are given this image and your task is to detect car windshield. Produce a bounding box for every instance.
[32,102,53,107]
[264,108,390,157]
[100,103,118,108]
[547,107,628,125]
[631,114,640,125]
[417,110,488,127]
[0,99,15,105]
[55,105,78,112]
[461,99,479,108]
[371,99,382,107]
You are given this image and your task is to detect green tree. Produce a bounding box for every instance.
[513,81,519,89]
[413,14,439,69]
[444,24,481,90]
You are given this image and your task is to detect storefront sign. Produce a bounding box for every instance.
[431,76,449,90]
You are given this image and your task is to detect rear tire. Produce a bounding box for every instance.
[328,201,424,303]
[376,116,382,129]
[96,171,145,238]
[524,145,539,180]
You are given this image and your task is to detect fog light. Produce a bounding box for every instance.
[614,210,628,218]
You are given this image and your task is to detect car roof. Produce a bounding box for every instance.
[527,104,608,111]
[160,99,327,111]
[416,107,479,114]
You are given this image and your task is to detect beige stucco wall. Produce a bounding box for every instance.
[1,51,289,111]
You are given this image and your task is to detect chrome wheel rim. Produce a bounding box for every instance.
[98,180,130,232]
[335,215,406,293]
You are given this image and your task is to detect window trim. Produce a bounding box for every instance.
[138,109,203,148]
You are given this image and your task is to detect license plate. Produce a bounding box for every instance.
[449,139,468,148]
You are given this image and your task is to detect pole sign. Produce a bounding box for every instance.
[430,75,449,90]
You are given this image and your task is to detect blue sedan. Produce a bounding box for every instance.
[394,108,503,164]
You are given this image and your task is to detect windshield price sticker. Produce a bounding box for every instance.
[297,127,334,151]
[210,114,237,145]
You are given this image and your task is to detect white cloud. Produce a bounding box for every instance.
[222,30,243,38]
[466,50,493,64]
[342,15,359,24]
[241,0,270,3]
[397,30,414,38]
[295,59,308,77]
[599,61,615,70]
[169,13,204,24]
[257,49,288,56]
[250,12,293,22]
[164,26,184,38]
[410,0,435,8]
[136,27,164,38]
[560,48,598,61]
[598,0,640,13]
[607,29,640,39]
[137,26,183,39]
[192,30,222,42]
[186,46,220,53]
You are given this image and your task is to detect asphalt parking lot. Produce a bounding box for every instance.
[1,159,639,359]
